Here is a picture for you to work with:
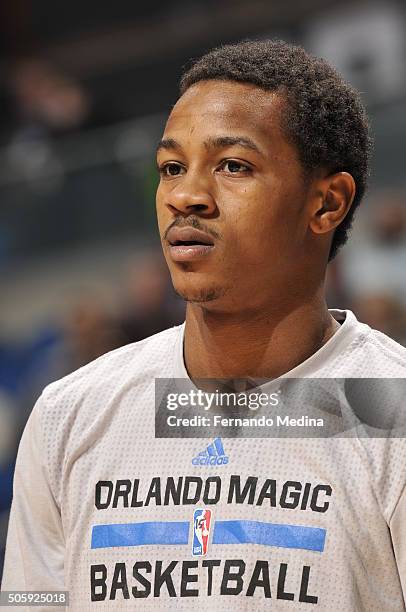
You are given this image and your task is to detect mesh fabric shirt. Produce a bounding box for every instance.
[2,309,406,611]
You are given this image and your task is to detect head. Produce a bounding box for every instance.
[156,40,371,313]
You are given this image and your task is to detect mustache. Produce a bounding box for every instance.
[163,216,222,241]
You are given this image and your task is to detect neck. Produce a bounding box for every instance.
[183,289,340,381]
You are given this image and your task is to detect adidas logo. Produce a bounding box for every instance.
[192,438,229,466]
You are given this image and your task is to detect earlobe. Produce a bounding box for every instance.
[310,171,356,235]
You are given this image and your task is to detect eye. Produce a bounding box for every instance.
[220,160,251,174]
[159,162,185,177]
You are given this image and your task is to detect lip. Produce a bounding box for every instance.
[168,243,214,262]
[166,226,215,262]
[166,226,215,246]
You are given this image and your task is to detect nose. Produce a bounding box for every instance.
[165,170,217,216]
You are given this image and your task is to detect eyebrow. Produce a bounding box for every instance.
[156,138,181,154]
[205,136,263,155]
[156,135,263,156]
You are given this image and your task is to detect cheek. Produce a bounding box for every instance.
[156,184,168,233]
[221,180,287,237]
[220,180,303,265]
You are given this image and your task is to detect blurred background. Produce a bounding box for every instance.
[1,0,406,579]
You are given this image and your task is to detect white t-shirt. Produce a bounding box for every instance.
[2,309,406,611]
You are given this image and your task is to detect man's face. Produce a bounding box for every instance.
[156,80,317,312]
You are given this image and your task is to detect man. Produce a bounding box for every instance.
[2,40,406,610]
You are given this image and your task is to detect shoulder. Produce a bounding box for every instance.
[356,327,406,377]
[28,324,184,501]
[42,323,183,404]
[329,310,406,377]
[35,323,184,438]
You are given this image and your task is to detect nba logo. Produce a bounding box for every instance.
[192,509,212,556]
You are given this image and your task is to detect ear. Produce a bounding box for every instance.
[310,171,356,235]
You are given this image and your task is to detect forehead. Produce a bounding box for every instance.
[163,80,284,140]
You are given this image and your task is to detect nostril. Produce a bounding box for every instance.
[190,204,207,212]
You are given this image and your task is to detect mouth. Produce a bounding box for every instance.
[170,239,210,246]
[166,226,215,262]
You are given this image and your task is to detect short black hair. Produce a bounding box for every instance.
[180,39,372,260]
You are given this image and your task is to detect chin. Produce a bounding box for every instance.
[172,279,226,304]
[176,287,222,303]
